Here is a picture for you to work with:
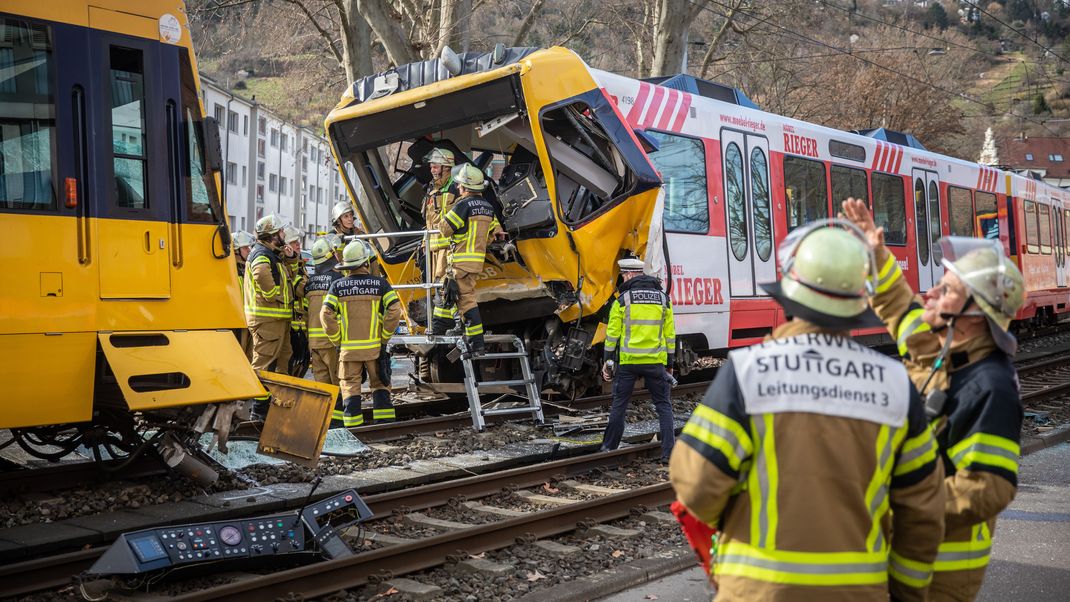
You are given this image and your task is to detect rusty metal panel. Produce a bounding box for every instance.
[256,371,336,468]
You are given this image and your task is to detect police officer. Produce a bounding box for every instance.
[331,200,363,237]
[244,214,296,420]
[437,163,505,354]
[842,199,1024,602]
[321,240,401,426]
[305,237,345,425]
[669,222,946,601]
[600,257,677,461]
[278,226,308,377]
[231,231,256,359]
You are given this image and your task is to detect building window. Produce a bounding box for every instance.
[269,173,278,192]
[784,156,828,232]
[1054,154,1064,162]
[309,184,315,201]
[318,187,324,203]
[256,184,264,202]
[280,176,288,195]
[872,173,906,246]
[240,216,246,230]
[310,146,318,162]
[948,186,974,237]
[241,165,247,182]
[646,131,708,234]
[226,161,237,185]
[303,139,309,152]
[270,127,279,147]
[257,138,265,158]
[227,110,238,132]
[258,116,266,135]
[257,161,265,180]
[243,115,248,135]
[0,17,57,211]
[213,103,224,125]
[1025,153,1034,161]
[281,132,288,152]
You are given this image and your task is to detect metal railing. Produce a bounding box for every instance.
[344,229,441,325]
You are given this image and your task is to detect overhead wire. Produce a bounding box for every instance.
[961,0,1070,66]
[690,0,1063,136]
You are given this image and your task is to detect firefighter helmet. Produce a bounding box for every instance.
[325,232,345,252]
[282,225,303,244]
[451,163,485,191]
[427,148,455,166]
[938,236,1024,354]
[760,220,882,329]
[231,230,255,249]
[336,239,372,269]
[255,214,284,235]
[331,201,354,224]
[310,237,334,265]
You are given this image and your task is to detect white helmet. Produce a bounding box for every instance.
[231,230,255,249]
[451,163,486,191]
[331,201,354,224]
[255,214,284,235]
[427,148,455,166]
[282,225,302,245]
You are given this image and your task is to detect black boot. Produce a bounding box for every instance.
[342,395,364,428]
[330,392,345,429]
[250,395,271,422]
[463,308,485,356]
[430,304,455,336]
[371,389,396,423]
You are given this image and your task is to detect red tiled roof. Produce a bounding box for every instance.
[996,136,1070,178]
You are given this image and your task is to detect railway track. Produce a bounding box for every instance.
[1017,354,1070,403]
[0,443,669,599]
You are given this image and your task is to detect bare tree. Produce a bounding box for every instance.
[649,0,707,76]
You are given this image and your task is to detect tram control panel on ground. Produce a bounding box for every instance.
[87,489,373,575]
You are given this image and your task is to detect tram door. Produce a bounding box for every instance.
[92,25,173,299]
[912,169,943,292]
[1055,204,1066,288]
[721,130,775,297]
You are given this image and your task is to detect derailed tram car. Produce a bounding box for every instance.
[324,47,663,393]
[0,1,265,466]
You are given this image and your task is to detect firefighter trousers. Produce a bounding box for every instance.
[311,347,340,385]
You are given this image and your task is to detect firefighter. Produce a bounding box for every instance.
[231,230,256,359]
[669,221,945,601]
[331,200,363,237]
[280,226,309,377]
[437,163,505,355]
[305,237,346,426]
[244,214,296,420]
[842,198,1025,602]
[321,240,401,426]
[600,257,677,462]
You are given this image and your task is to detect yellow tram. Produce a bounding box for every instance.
[324,47,663,393]
[0,1,264,460]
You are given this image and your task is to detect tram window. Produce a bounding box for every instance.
[783,156,828,232]
[914,179,929,266]
[1024,200,1039,254]
[185,108,213,221]
[1064,209,1070,257]
[0,18,56,211]
[975,191,998,240]
[725,142,746,261]
[831,165,867,206]
[1039,203,1052,254]
[751,148,772,261]
[872,173,906,245]
[929,180,941,262]
[110,46,148,209]
[948,186,974,237]
[647,131,708,234]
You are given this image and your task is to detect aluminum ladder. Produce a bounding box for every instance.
[458,334,544,431]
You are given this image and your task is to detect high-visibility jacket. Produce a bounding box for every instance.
[306,260,342,350]
[871,246,1021,600]
[603,275,676,366]
[670,320,946,601]
[244,242,292,326]
[285,258,308,331]
[438,193,502,274]
[425,176,457,251]
[321,267,401,362]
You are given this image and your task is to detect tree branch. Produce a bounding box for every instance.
[512,0,546,47]
[284,0,344,65]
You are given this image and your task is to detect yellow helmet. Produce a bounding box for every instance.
[310,237,334,265]
[255,214,284,235]
[761,220,882,329]
[336,240,371,269]
[451,163,485,191]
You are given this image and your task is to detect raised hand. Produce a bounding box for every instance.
[839,197,884,250]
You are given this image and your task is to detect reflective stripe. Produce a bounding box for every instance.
[716,541,888,586]
[343,414,364,427]
[888,550,933,587]
[444,210,464,228]
[934,523,991,572]
[749,415,778,549]
[681,405,753,471]
[865,425,893,552]
[604,336,619,351]
[876,254,902,294]
[620,345,667,354]
[894,430,938,476]
[372,408,396,420]
[896,309,930,357]
[949,432,1020,474]
[433,306,457,318]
